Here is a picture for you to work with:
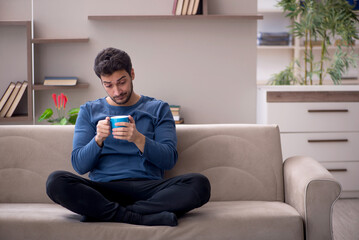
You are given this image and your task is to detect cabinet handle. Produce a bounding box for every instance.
[308,139,348,143]
[327,168,348,172]
[307,109,348,113]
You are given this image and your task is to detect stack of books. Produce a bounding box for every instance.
[257,32,291,46]
[170,105,184,124]
[172,0,202,16]
[43,76,78,86]
[0,81,28,118]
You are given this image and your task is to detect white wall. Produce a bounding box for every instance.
[0,26,27,93]
[0,0,31,21]
[1,0,258,124]
[0,0,30,104]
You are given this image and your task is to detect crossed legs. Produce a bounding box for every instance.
[46,171,211,226]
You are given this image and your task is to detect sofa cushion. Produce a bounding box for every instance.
[0,201,303,240]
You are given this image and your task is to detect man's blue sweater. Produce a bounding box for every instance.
[71,96,178,182]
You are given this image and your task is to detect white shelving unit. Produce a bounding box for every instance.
[257,0,359,86]
[257,1,294,85]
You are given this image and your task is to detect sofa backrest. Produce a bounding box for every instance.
[165,124,284,202]
[0,125,75,203]
[0,124,284,203]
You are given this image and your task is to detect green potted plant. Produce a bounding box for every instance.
[38,93,79,125]
[268,61,299,85]
[271,0,359,85]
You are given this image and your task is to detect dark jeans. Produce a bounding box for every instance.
[46,171,211,222]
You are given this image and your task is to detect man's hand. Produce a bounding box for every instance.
[95,116,111,147]
[112,115,146,153]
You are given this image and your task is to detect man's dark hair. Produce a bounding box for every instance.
[94,48,132,79]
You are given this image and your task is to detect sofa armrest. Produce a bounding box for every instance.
[284,156,341,240]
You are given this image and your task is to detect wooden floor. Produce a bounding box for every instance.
[333,198,359,240]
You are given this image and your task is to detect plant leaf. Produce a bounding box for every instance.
[68,115,78,125]
[38,108,53,122]
[68,108,80,115]
[59,118,68,125]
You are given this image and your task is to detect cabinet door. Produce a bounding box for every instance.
[267,102,359,132]
[280,132,359,162]
[321,162,359,192]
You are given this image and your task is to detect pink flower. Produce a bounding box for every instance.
[58,95,61,109]
[63,95,68,109]
[60,93,64,108]
[52,93,57,108]
[52,93,68,110]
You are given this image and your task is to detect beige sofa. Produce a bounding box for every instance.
[0,124,341,240]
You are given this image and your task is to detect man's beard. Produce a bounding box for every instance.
[109,82,133,105]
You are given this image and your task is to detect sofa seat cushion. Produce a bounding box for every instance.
[0,201,303,240]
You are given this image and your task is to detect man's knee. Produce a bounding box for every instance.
[46,170,73,200]
[184,173,211,205]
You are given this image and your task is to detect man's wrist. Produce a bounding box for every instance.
[135,133,146,153]
[95,135,104,147]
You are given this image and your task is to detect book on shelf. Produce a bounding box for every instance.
[192,0,201,15]
[173,0,201,15]
[43,77,78,86]
[257,32,290,46]
[341,76,358,80]
[174,0,184,15]
[257,40,290,46]
[182,0,190,15]
[0,82,16,112]
[258,32,290,39]
[5,81,28,118]
[0,81,22,117]
[187,0,195,15]
[303,40,323,46]
[334,39,355,46]
[170,105,181,122]
[175,119,184,124]
[172,0,178,15]
[170,105,181,111]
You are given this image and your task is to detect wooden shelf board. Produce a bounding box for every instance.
[33,83,89,91]
[0,115,31,122]
[258,9,283,14]
[32,38,89,44]
[267,91,359,102]
[257,45,294,50]
[0,20,31,26]
[299,45,359,50]
[88,14,263,20]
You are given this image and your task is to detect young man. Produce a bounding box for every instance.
[46,47,211,226]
